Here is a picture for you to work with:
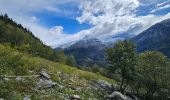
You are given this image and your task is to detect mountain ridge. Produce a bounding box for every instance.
[60,18,170,67]
[133,18,170,57]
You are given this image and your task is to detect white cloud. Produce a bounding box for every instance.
[150,0,170,13]
[157,0,170,7]
[0,0,170,48]
[75,0,170,40]
[0,0,81,47]
[151,4,170,13]
[77,0,140,25]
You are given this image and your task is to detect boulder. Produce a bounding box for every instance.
[108,91,126,100]
[70,95,80,100]
[107,91,135,100]
[37,78,57,89]
[23,96,31,100]
[92,80,113,93]
[39,70,51,79]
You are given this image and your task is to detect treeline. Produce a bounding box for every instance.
[0,14,76,66]
[106,40,170,100]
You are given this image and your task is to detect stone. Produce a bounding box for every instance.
[92,80,113,93]
[70,95,80,100]
[23,96,31,100]
[107,91,135,100]
[98,80,112,89]
[107,91,126,100]
[37,78,57,89]
[3,78,10,81]
[15,76,25,81]
[39,70,51,79]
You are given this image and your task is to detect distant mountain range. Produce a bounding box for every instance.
[55,18,170,67]
[62,38,107,67]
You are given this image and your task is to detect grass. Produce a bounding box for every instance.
[0,44,116,99]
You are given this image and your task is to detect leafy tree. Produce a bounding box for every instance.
[137,51,169,99]
[106,40,137,93]
[66,55,76,67]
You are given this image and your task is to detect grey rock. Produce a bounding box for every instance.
[3,78,10,81]
[98,80,112,89]
[39,70,51,79]
[37,78,57,89]
[15,76,25,81]
[92,80,113,93]
[23,96,31,100]
[107,91,136,100]
[108,91,126,100]
[70,95,80,100]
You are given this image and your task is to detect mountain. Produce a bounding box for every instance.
[56,32,135,67]
[133,18,170,57]
[56,30,135,67]
[63,38,107,67]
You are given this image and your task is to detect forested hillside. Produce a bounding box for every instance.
[0,14,65,62]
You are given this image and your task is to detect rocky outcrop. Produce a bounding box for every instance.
[92,80,113,93]
[37,69,57,89]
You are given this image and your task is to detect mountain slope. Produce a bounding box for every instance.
[63,38,107,67]
[57,32,134,68]
[0,44,115,99]
[133,19,170,57]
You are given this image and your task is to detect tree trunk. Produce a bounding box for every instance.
[120,76,125,93]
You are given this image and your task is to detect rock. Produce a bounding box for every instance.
[39,69,51,79]
[70,95,80,100]
[15,76,25,81]
[0,98,4,100]
[3,78,10,81]
[107,91,135,100]
[23,96,31,100]
[98,80,112,89]
[92,80,113,93]
[37,78,57,89]
[107,91,126,100]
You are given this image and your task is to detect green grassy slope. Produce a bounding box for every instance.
[0,44,115,99]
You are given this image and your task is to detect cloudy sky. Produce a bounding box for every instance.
[0,0,170,48]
